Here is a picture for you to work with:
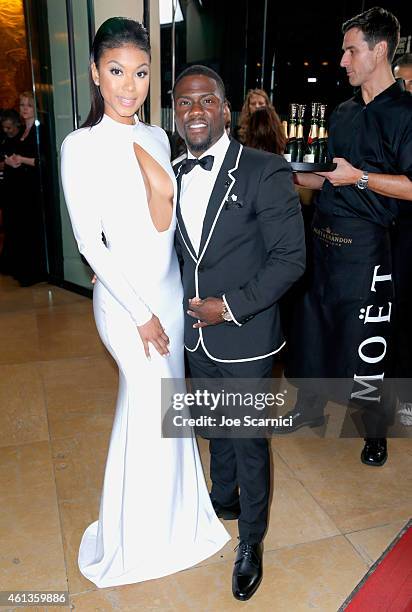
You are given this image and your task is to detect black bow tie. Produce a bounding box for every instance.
[182,155,214,174]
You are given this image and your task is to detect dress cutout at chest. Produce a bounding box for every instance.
[133,142,174,233]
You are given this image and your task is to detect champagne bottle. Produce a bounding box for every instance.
[283,103,298,162]
[317,104,328,164]
[295,104,306,163]
[303,102,319,163]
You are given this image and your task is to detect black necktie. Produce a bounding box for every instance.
[182,155,214,174]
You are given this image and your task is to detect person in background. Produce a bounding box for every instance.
[391,52,412,425]
[237,88,272,143]
[394,53,412,93]
[4,92,46,286]
[0,110,22,185]
[223,98,232,136]
[1,109,22,142]
[281,7,412,464]
[244,106,286,155]
[0,110,23,273]
[246,88,269,113]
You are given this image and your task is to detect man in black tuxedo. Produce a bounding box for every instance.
[173,65,305,601]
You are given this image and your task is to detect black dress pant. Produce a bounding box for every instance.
[286,211,396,437]
[293,386,394,438]
[187,344,273,544]
[391,212,412,403]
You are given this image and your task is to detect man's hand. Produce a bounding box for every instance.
[187,297,224,328]
[137,314,170,359]
[317,157,362,186]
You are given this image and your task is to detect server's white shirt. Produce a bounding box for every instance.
[180,132,230,255]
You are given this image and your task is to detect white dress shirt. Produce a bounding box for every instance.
[180,132,230,255]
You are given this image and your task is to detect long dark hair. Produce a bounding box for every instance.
[82,17,150,128]
[245,106,286,155]
[237,88,271,143]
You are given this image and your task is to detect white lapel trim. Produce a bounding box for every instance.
[199,335,286,363]
[177,218,198,263]
[197,144,243,266]
[193,144,243,299]
[175,163,183,179]
[184,337,201,352]
[176,162,198,263]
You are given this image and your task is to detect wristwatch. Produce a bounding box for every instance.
[356,170,369,190]
[221,302,233,322]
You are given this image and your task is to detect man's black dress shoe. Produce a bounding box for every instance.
[211,499,241,520]
[232,541,263,601]
[273,408,325,434]
[361,437,387,466]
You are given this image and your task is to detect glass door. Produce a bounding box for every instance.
[24,0,94,291]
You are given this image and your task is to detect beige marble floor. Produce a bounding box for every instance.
[0,276,410,612]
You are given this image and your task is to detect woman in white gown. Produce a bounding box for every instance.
[60,17,229,589]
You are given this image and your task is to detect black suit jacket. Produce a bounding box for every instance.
[175,139,305,362]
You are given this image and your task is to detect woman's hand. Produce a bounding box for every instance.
[137,315,170,359]
[92,277,168,359]
[4,154,35,168]
[4,154,21,168]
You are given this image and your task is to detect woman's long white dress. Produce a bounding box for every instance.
[60,114,229,589]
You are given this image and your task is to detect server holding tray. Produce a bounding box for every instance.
[291,162,337,172]
[279,7,412,466]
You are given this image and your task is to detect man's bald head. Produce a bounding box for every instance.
[394,53,412,93]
